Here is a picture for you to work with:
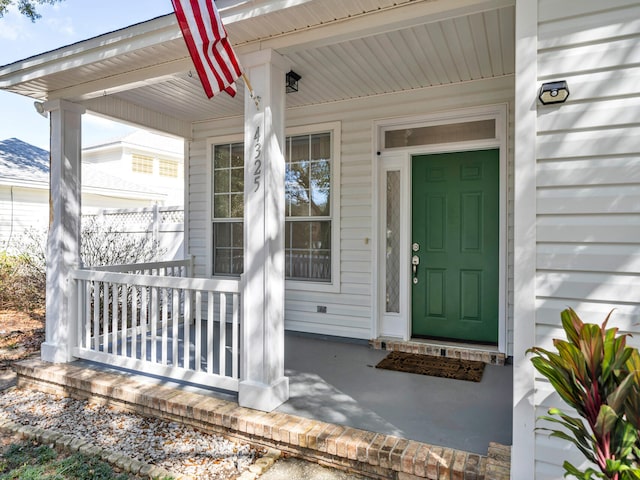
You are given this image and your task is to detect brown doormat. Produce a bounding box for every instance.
[375,351,485,382]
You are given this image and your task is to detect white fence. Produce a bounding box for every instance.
[71,259,241,392]
[83,205,184,261]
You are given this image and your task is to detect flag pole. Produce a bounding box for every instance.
[242,73,260,110]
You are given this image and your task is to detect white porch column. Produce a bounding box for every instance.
[239,49,289,411]
[41,99,85,363]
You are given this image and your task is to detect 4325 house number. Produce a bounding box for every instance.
[253,126,262,192]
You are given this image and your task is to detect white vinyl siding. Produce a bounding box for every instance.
[187,75,514,341]
[0,186,49,250]
[533,1,640,477]
[0,185,157,251]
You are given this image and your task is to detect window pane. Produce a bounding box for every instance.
[213,222,244,276]
[214,194,230,218]
[285,223,291,249]
[290,189,310,216]
[311,188,330,216]
[291,222,309,248]
[232,222,243,248]
[215,223,231,247]
[214,249,231,274]
[288,161,309,189]
[311,160,330,189]
[310,250,331,280]
[214,145,230,169]
[159,159,178,177]
[288,249,309,279]
[285,220,331,282]
[231,143,244,167]
[286,138,332,219]
[310,133,330,160]
[230,167,244,193]
[230,193,244,218]
[384,119,496,148]
[231,248,243,274]
[311,221,331,249]
[290,135,309,162]
[385,171,400,313]
[132,155,154,174]
[214,169,230,193]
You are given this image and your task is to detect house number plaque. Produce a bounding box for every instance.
[252,125,262,192]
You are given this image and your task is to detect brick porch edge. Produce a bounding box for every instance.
[13,359,510,480]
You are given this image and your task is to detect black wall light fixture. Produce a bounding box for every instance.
[538,80,570,105]
[286,70,301,93]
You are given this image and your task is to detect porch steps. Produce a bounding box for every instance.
[370,339,506,366]
[14,359,511,480]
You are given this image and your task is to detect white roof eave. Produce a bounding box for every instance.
[0,14,180,90]
[0,0,317,93]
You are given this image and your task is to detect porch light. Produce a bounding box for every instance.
[286,70,301,93]
[538,80,570,105]
[33,101,48,118]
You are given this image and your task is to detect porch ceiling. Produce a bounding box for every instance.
[0,0,515,130]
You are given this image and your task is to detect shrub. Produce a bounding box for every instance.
[0,250,45,311]
[528,308,640,480]
[0,219,165,313]
[80,216,162,267]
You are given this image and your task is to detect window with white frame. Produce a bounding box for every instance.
[159,159,179,177]
[132,154,154,174]
[285,132,332,281]
[212,142,244,276]
[211,124,340,287]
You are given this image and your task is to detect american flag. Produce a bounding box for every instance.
[172,0,243,98]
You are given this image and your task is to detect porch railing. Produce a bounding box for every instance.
[70,259,241,392]
[91,257,194,277]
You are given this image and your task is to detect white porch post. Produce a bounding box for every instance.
[41,99,85,363]
[239,49,289,411]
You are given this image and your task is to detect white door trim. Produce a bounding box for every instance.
[372,103,509,353]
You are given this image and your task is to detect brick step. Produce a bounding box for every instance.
[370,339,506,366]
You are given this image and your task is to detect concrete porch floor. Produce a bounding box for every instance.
[280,333,512,456]
[13,333,512,479]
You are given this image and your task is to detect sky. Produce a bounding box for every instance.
[0,0,175,150]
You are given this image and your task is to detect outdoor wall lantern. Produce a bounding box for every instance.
[33,101,48,118]
[286,70,301,93]
[538,80,570,105]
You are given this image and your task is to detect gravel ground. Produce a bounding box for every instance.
[0,387,259,479]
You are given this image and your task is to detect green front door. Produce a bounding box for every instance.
[411,150,499,344]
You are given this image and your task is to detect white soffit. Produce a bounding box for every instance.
[0,0,515,124]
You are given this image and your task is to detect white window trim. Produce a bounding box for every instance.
[206,122,341,293]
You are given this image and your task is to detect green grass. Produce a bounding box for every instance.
[0,440,140,480]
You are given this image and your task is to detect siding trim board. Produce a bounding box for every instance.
[511,0,537,477]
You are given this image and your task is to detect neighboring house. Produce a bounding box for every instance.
[0,1,638,478]
[0,137,168,250]
[83,130,184,205]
